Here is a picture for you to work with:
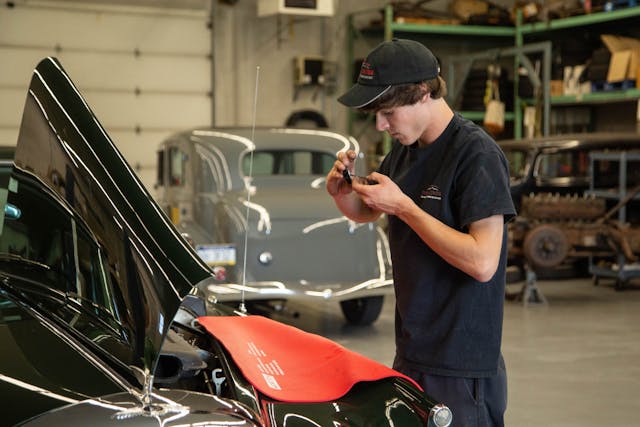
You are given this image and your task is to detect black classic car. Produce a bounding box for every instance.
[499,133,640,275]
[0,58,452,426]
[498,133,640,210]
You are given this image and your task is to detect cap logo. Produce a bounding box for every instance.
[359,61,374,80]
[338,39,439,108]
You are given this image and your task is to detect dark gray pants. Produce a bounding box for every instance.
[393,355,507,427]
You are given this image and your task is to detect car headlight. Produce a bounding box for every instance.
[430,404,452,427]
[258,251,272,265]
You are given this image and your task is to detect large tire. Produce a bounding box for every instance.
[340,296,384,326]
[523,224,569,269]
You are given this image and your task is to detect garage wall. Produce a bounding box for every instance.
[2,0,513,191]
[0,1,212,190]
[211,1,393,129]
[1,0,395,192]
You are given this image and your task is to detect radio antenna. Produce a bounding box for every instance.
[239,66,260,314]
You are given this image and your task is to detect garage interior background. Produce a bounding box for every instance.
[3,2,640,425]
[0,0,520,191]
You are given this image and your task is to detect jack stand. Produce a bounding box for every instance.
[515,267,548,307]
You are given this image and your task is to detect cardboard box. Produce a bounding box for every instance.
[601,34,640,83]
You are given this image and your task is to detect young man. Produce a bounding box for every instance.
[326,38,516,426]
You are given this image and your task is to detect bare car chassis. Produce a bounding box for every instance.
[508,186,640,296]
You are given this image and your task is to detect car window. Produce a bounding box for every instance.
[1,182,75,288]
[197,152,218,193]
[536,150,589,179]
[156,150,164,187]
[0,175,127,341]
[169,147,186,186]
[76,226,121,325]
[243,150,335,176]
[250,152,274,175]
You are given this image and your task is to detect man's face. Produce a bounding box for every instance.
[374,101,426,146]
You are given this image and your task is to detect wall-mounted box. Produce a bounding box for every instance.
[293,56,325,85]
[258,0,334,17]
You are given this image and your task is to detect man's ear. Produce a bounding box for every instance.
[419,82,430,102]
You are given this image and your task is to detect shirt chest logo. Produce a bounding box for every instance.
[420,185,442,200]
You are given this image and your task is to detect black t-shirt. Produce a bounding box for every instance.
[377,113,516,378]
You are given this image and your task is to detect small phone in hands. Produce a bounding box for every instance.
[343,169,377,185]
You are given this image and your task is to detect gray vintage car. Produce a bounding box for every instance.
[156,128,393,325]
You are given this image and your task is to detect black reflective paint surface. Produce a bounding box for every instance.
[4,57,215,371]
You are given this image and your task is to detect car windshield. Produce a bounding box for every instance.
[243,150,335,176]
[537,150,590,180]
[0,175,123,326]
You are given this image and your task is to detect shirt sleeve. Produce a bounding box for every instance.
[454,148,516,229]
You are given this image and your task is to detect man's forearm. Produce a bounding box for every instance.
[333,192,381,223]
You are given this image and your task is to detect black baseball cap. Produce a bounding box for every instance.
[338,38,440,109]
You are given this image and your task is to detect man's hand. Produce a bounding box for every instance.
[325,150,382,224]
[326,150,357,197]
[351,172,411,216]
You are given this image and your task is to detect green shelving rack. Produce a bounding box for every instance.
[346,4,640,141]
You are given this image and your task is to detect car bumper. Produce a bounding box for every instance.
[201,278,394,302]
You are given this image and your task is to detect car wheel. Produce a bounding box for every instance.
[523,224,569,269]
[340,296,384,326]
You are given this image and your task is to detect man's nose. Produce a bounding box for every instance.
[375,112,389,131]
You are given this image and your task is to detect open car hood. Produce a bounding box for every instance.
[1,57,217,375]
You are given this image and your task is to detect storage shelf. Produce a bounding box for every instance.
[550,88,640,105]
[347,4,640,140]
[389,22,515,37]
[520,6,640,33]
[587,150,640,286]
[386,7,640,36]
[461,111,515,121]
[522,88,640,106]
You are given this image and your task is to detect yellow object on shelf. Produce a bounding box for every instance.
[601,34,640,83]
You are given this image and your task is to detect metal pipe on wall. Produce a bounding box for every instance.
[210,0,216,127]
[0,42,208,59]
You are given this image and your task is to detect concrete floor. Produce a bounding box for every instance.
[269,277,640,427]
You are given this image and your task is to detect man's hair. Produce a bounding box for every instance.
[360,76,447,113]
